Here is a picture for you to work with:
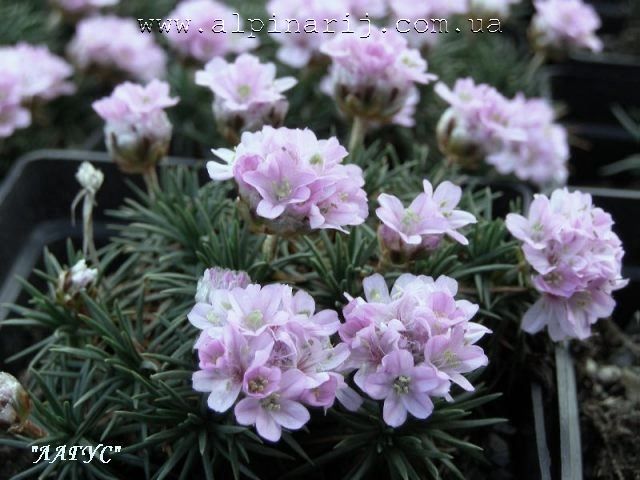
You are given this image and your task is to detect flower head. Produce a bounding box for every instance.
[339,274,488,427]
[376,180,476,258]
[166,0,257,62]
[321,26,436,126]
[76,162,104,193]
[207,126,368,234]
[436,78,568,186]
[267,0,351,68]
[92,80,178,173]
[530,0,602,56]
[190,278,353,441]
[0,75,31,138]
[197,54,297,141]
[68,16,166,81]
[0,42,74,138]
[506,188,627,341]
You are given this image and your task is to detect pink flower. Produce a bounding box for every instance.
[207,126,368,234]
[506,188,627,341]
[340,274,488,427]
[234,369,310,442]
[0,43,74,102]
[424,325,488,393]
[196,54,296,139]
[166,0,257,62]
[68,16,166,82]
[193,325,273,412]
[267,0,351,68]
[388,0,467,49]
[531,0,602,56]
[195,267,250,304]
[364,350,449,427]
[376,180,476,257]
[321,26,436,126]
[92,80,178,173]
[0,75,31,138]
[436,78,568,186]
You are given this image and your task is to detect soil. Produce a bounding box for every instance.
[573,318,640,480]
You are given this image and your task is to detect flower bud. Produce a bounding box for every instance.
[0,372,31,431]
[436,108,485,168]
[75,161,104,193]
[93,80,178,174]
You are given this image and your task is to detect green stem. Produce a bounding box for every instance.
[525,51,546,85]
[348,116,367,153]
[262,234,279,264]
[143,166,160,199]
[82,195,99,267]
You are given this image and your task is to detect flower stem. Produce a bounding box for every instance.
[143,167,160,199]
[82,195,99,267]
[263,234,279,264]
[525,51,546,85]
[348,116,367,153]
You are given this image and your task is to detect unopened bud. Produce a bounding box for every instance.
[0,372,30,430]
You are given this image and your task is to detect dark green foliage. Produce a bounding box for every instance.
[0,153,542,479]
[0,1,557,478]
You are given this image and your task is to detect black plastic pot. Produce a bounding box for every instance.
[547,53,640,126]
[586,0,633,34]
[565,123,639,188]
[0,150,199,376]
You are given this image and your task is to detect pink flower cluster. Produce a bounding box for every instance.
[51,0,118,15]
[388,0,467,49]
[531,0,602,55]
[267,0,387,68]
[339,274,489,427]
[436,78,568,186]
[0,43,74,138]
[376,180,477,257]
[506,188,627,341]
[321,26,436,127]
[189,269,355,441]
[207,126,368,234]
[196,54,297,139]
[92,80,178,173]
[68,16,167,82]
[166,0,257,62]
